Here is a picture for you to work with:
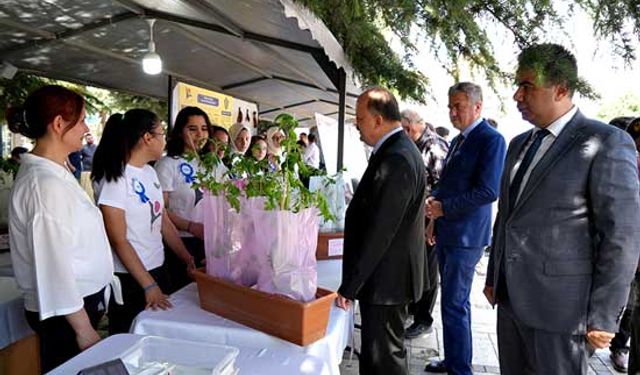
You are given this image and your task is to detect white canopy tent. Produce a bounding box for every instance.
[0,0,361,169]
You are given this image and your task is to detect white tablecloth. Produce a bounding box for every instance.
[316,259,342,291]
[131,282,352,375]
[0,276,33,349]
[48,334,331,375]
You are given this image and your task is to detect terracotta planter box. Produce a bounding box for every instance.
[316,232,344,260]
[193,269,337,346]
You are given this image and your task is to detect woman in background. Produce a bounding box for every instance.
[245,135,268,162]
[92,109,194,334]
[155,106,209,292]
[228,122,251,155]
[265,126,284,171]
[7,85,115,372]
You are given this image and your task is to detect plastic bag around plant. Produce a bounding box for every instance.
[309,174,346,232]
[203,193,252,286]
[253,207,320,302]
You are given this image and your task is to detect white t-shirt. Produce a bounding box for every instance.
[155,155,203,237]
[96,164,164,273]
[9,154,114,320]
[304,142,320,169]
[155,155,228,236]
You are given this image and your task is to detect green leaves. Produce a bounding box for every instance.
[0,72,168,131]
[295,0,640,100]
[193,114,336,222]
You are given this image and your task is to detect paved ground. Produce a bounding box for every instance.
[338,254,623,374]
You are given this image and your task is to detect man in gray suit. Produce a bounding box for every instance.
[484,43,640,374]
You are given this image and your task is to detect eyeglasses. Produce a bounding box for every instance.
[149,130,166,138]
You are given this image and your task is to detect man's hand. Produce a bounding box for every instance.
[483,285,495,306]
[335,293,352,310]
[426,197,444,219]
[586,329,615,349]
[426,219,436,246]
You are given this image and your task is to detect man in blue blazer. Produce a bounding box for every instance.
[425,82,506,374]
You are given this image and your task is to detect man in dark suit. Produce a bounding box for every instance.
[484,43,640,374]
[400,109,449,339]
[425,82,506,375]
[336,87,427,375]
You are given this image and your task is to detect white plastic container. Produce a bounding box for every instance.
[120,336,239,375]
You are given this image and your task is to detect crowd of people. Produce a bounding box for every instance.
[335,43,640,375]
[4,86,323,372]
[5,41,640,375]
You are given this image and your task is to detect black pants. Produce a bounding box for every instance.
[612,308,633,353]
[25,287,106,373]
[627,272,640,374]
[408,243,438,326]
[108,265,170,335]
[612,276,638,353]
[164,237,204,294]
[359,302,409,375]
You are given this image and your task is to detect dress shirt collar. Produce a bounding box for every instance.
[537,105,577,137]
[21,153,73,179]
[461,117,483,138]
[372,127,403,155]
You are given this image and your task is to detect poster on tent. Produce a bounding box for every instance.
[314,113,368,183]
[171,82,257,130]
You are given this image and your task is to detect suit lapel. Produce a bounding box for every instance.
[355,131,403,196]
[441,121,484,178]
[511,112,585,214]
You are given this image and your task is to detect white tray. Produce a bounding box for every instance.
[119,336,239,375]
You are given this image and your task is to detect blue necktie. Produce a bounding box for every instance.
[509,129,550,211]
[446,134,464,164]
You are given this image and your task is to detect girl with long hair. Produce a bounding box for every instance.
[91,109,194,334]
[154,106,210,291]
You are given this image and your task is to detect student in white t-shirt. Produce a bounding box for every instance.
[303,133,321,169]
[91,109,194,335]
[7,85,115,372]
[155,106,210,291]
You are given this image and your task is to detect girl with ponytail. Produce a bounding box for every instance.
[92,109,194,335]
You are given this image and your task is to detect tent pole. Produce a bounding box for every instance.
[167,74,173,131]
[337,68,346,171]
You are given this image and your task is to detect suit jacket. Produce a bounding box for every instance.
[339,130,427,305]
[486,111,640,334]
[432,120,506,247]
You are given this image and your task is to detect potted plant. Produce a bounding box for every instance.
[189,114,338,346]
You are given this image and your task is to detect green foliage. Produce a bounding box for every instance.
[103,92,168,122]
[0,72,167,125]
[0,72,108,118]
[193,114,335,221]
[516,42,599,100]
[295,0,640,100]
[597,92,640,121]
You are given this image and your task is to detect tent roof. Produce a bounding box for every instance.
[0,0,359,126]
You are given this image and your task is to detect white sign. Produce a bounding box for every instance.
[314,113,368,183]
[328,238,344,257]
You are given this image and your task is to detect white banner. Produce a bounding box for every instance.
[314,113,368,184]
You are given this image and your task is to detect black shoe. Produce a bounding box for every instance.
[405,322,433,339]
[610,350,629,373]
[424,360,447,373]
